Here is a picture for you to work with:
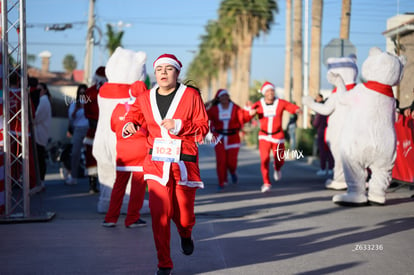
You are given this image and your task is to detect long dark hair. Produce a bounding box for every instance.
[76,84,88,107]
[38,82,51,100]
[183,79,201,95]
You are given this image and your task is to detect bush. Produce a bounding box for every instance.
[243,122,259,148]
[296,127,316,156]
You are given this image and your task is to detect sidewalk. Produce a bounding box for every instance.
[1,145,413,275]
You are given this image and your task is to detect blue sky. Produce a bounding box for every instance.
[26,0,413,90]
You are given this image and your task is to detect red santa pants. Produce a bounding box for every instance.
[104,171,146,226]
[147,164,197,269]
[214,142,239,187]
[259,140,285,184]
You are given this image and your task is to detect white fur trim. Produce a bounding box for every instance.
[178,180,204,188]
[144,162,171,186]
[116,166,144,172]
[178,160,188,182]
[169,119,182,135]
[261,84,275,94]
[217,89,229,98]
[153,57,181,71]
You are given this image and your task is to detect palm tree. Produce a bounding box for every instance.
[63,54,77,73]
[309,0,323,98]
[186,40,217,101]
[292,0,303,127]
[105,24,124,56]
[218,0,278,106]
[284,0,293,102]
[210,20,234,93]
[340,0,351,39]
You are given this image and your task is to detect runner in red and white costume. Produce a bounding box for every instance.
[92,47,147,213]
[246,81,300,193]
[102,82,147,228]
[123,54,209,275]
[207,89,249,190]
[84,66,107,194]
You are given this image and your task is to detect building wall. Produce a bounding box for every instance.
[385,14,414,108]
[398,33,414,108]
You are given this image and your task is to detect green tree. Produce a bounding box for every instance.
[105,24,124,56]
[249,80,264,103]
[218,0,278,106]
[63,54,77,73]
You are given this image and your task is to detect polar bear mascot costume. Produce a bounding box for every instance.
[303,55,358,190]
[93,47,147,213]
[330,47,405,206]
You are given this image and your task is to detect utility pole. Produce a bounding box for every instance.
[303,0,309,129]
[284,0,292,103]
[340,0,351,40]
[83,0,95,85]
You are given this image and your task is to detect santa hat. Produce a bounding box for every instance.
[215,89,229,99]
[153,54,182,71]
[260,81,275,95]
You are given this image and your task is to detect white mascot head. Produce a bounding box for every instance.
[105,47,147,84]
[326,54,358,86]
[361,47,406,86]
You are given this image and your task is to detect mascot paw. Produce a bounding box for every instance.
[302,95,314,106]
[332,192,368,207]
[367,192,386,206]
[327,71,345,87]
[325,179,347,190]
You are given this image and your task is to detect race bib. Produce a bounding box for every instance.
[262,100,278,118]
[263,105,276,117]
[219,104,232,121]
[152,138,182,162]
[219,110,231,120]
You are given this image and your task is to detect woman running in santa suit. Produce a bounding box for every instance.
[207,89,249,191]
[122,54,209,275]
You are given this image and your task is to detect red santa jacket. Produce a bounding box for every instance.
[207,102,248,149]
[83,84,100,144]
[124,82,209,188]
[84,84,100,122]
[250,98,299,143]
[111,102,147,172]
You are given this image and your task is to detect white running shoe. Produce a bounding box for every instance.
[65,176,77,185]
[273,170,282,181]
[332,192,368,206]
[261,184,272,193]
